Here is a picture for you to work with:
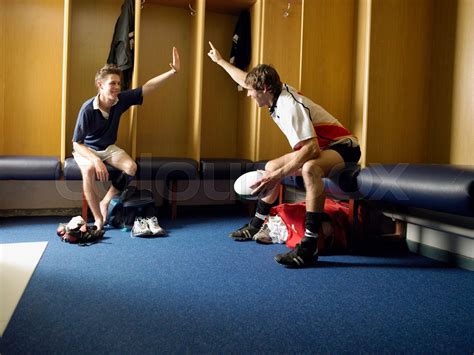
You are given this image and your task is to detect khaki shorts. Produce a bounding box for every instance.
[72,144,126,166]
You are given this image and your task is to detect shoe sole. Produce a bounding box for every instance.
[130,231,152,238]
[151,232,167,236]
[255,236,273,244]
[229,235,254,242]
[273,255,318,268]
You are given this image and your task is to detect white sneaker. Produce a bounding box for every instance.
[131,217,152,237]
[146,216,166,236]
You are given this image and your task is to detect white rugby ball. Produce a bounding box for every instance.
[234,170,264,199]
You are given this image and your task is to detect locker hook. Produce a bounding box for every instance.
[189,3,197,16]
[283,2,291,17]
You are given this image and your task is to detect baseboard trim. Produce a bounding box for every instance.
[0,208,81,217]
[407,240,474,271]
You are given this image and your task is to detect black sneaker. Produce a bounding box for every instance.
[229,223,260,241]
[274,237,319,267]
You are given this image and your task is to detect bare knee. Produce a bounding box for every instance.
[301,161,324,182]
[123,160,137,176]
[81,163,96,181]
[265,159,279,172]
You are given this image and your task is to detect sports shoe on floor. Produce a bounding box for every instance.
[146,216,166,236]
[254,223,272,244]
[131,217,152,237]
[229,223,260,241]
[274,237,319,267]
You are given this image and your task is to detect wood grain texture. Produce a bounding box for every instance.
[366,0,433,164]
[3,0,64,156]
[67,0,129,156]
[186,0,206,161]
[0,1,5,153]
[449,0,474,164]
[201,11,239,158]
[351,0,371,167]
[136,3,192,158]
[257,0,302,161]
[147,0,256,15]
[300,0,355,129]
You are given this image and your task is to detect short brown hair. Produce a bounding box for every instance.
[244,64,282,94]
[95,64,123,88]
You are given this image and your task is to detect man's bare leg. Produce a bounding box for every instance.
[275,150,344,267]
[100,152,137,224]
[80,165,105,230]
[100,185,119,224]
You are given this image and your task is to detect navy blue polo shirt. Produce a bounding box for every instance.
[72,87,143,151]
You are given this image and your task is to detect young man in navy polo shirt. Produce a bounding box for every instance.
[208,42,361,268]
[72,47,180,230]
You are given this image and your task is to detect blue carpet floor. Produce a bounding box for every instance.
[0,207,473,354]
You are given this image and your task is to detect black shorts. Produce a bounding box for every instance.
[326,140,361,164]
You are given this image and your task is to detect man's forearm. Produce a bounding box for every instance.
[142,69,176,96]
[216,59,248,88]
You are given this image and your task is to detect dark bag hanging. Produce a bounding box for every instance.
[230,10,251,70]
[107,0,135,89]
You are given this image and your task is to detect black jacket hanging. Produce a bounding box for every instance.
[107,0,135,90]
[230,10,251,70]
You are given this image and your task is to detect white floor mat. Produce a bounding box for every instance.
[0,242,48,336]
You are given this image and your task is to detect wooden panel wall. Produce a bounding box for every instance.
[201,11,240,159]
[60,0,71,162]
[5,0,470,169]
[351,0,371,167]
[2,0,64,156]
[236,0,262,161]
[187,0,205,161]
[365,0,433,164]
[0,1,5,153]
[300,0,355,129]
[427,0,457,164]
[67,0,126,156]
[257,0,302,161]
[136,4,191,158]
[449,0,474,165]
[128,0,141,159]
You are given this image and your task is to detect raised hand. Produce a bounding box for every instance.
[169,47,180,73]
[207,41,222,63]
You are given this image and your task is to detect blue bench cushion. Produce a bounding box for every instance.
[282,164,361,197]
[357,164,474,217]
[251,160,268,171]
[136,157,198,180]
[0,156,61,180]
[200,158,253,180]
[63,157,122,180]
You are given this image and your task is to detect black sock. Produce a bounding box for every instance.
[303,212,326,254]
[305,212,326,237]
[250,200,274,229]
